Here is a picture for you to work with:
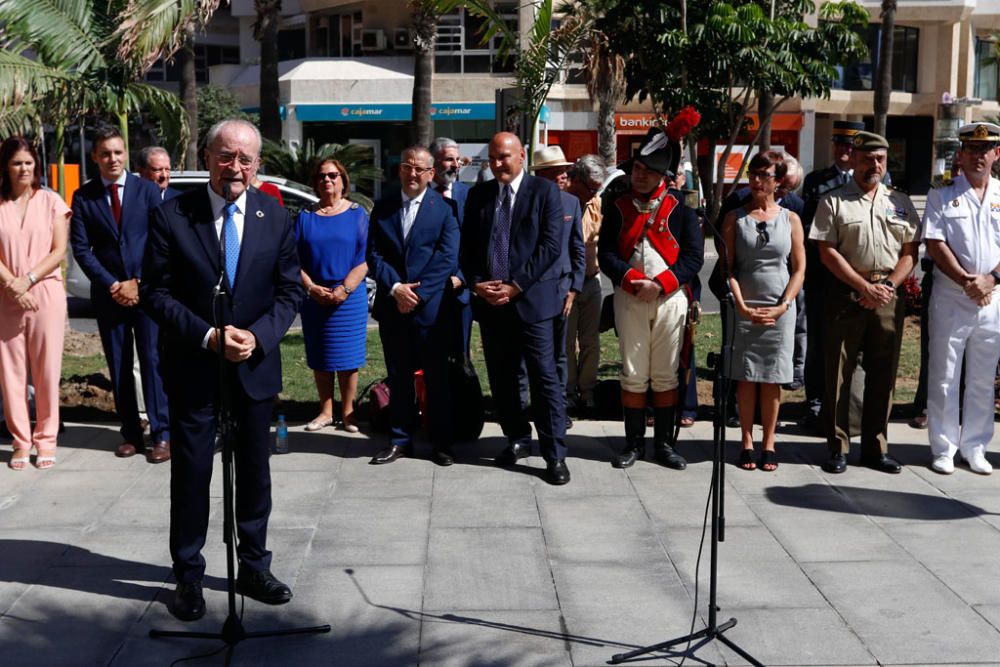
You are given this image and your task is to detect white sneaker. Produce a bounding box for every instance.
[930,455,955,475]
[966,452,993,475]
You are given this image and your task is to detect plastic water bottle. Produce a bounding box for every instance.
[274,414,289,454]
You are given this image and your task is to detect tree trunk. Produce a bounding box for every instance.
[118,110,130,168]
[597,98,616,166]
[179,24,199,169]
[412,43,434,145]
[55,121,65,199]
[257,1,283,143]
[873,0,896,137]
[757,90,773,150]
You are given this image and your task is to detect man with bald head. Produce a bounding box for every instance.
[143,119,303,620]
[460,132,571,485]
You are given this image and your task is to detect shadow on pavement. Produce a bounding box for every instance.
[765,484,998,521]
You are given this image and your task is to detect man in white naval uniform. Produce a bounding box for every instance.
[922,122,1000,475]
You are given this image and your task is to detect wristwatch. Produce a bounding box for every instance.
[990,270,1000,285]
[341,284,353,294]
[878,278,895,289]
[781,298,792,310]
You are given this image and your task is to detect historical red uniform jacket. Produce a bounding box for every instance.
[597,181,704,297]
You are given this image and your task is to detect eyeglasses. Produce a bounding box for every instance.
[317,172,340,181]
[756,221,770,247]
[214,152,256,168]
[400,163,432,176]
[748,170,776,181]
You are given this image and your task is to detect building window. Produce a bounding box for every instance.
[278,28,306,61]
[145,44,239,83]
[435,3,517,75]
[975,37,999,102]
[829,23,918,93]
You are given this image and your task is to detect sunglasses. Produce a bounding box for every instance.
[756,221,770,247]
[316,172,340,181]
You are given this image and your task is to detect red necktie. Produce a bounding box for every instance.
[109,183,121,226]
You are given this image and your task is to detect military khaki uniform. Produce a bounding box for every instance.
[809,180,920,456]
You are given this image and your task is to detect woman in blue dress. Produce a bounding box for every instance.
[296,159,369,433]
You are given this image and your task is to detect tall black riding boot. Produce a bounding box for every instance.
[614,408,646,468]
[653,406,687,470]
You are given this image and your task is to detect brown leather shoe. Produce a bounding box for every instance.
[116,442,139,458]
[147,440,171,464]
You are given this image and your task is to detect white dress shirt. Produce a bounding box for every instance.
[201,184,249,348]
[101,172,128,208]
[391,188,426,296]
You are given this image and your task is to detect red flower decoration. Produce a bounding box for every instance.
[665,106,701,142]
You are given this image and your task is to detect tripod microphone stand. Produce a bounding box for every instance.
[150,203,330,661]
[610,224,761,666]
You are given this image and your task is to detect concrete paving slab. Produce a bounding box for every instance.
[418,610,573,667]
[538,494,667,565]
[662,525,832,609]
[431,461,537,498]
[431,492,540,529]
[801,559,1000,664]
[311,496,430,566]
[424,527,558,612]
[332,456,435,498]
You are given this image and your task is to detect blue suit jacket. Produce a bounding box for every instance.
[368,189,459,328]
[461,174,566,324]
[140,188,303,401]
[447,181,470,227]
[559,190,586,294]
[162,186,182,202]
[70,173,163,309]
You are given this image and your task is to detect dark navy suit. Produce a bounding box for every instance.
[438,180,473,357]
[161,186,182,201]
[70,173,170,446]
[368,189,460,448]
[461,173,568,461]
[141,187,302,584]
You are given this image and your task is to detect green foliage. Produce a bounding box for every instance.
[590,0,869,218]
[197,85,259,144]
[0,0,218,172]
[261,139,383,211]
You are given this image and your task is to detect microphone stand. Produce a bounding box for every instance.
[150,191,330,662]
[610,216,761,666]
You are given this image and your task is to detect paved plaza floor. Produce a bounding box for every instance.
[2,417,1000,666]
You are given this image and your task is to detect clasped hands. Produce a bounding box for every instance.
[110,279,140,307]
[394,281,422,314]
[307,283,348,306]
[3,275,38,312]
[960,272,995,306]
[474,280,521,306]
[855,281,895,310]
[739,304,786,327]
[208,325,257,362]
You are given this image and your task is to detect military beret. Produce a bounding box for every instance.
[832,120,865,145]
[851,131,889,151]
[958,122,1000,143]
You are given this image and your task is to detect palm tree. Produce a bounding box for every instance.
[581,27,626,167]
[873,0,897,137]
[261,139,383,211]
[409,0,439,147]
[254,0,282,143]
[0,0,218,194]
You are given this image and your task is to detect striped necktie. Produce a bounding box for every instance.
[490,184,512,281]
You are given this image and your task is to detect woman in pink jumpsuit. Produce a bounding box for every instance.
[0,137,70,470]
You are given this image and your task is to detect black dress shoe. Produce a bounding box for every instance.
[612,447,640,469]
[171,581,205,621]
[862,453,902,474]
[654,444,687,470]
[546,459,571,485]
[823,453,847,474]
[369,444,410,465]
[236,568,292,605]
[495,442,531,467]
[433,446,454,467]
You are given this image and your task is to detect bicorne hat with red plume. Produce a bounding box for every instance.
[634,106,701,176]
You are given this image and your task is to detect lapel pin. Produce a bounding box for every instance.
[952,199,960,207]
[256,210,265,218]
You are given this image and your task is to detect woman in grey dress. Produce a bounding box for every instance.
[721,151,805,471]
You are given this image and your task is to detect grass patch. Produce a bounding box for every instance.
[273,312,920,406]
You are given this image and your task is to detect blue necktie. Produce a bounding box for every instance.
[490,184,512,281]
[223,202,240,289]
